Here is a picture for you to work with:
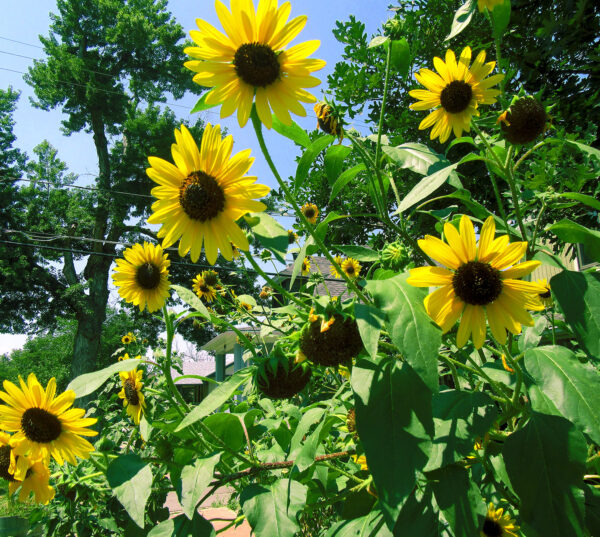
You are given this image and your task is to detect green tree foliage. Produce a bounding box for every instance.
[0,1,257,384]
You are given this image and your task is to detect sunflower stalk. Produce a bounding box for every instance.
[250,107,370,304]
[501,345,524,408]
[375,43,402,210]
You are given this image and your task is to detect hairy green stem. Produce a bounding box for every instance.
[250,107,370,304]
[504,145,528,241]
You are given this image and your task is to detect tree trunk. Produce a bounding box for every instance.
[71,256,111,381]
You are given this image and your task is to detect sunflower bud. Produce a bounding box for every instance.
[255,347,312,400]
[498,97,547,145]
[314,102,344,140]
[381,241,409,271]
[299,313,363,367]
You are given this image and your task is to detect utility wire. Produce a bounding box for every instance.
[0,236,347,283]
[0,59,371,128]
[0,176,297,218]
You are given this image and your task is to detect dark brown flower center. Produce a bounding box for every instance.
[539,289,551,299]
[203,271,218,287]
[0,445,17,482]
[303,208,315,220]
[234,43,281,87]
[124,379,140,406]
[440,80,473,114]
[21,407,62,443]
[136,263,161,290]
[453,261,502,306]
[482,518,503,537]
[179,171,225,222]
[345,265,356,275]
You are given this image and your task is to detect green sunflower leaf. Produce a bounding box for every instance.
[107,454,153,528]
[241,480,307,537]
[324,144,352,186]
[329,163,366,201]
[524,345,600,445]
[325,510,392,537]
[352,357,433,528]
[246,212,289,263]
[557,192,600,212]
[445,0,476,42]
[67,358,145,398]
[147,513,216,537]
[354,302,386,359]
[271,116,311,148]
[427,465,485,537]
[190,92,218,114]
[175,367,255,432]
[365,273,441,392]
[172,284,210,319]
[333,244,379,262]
[550,270,600,357]
[424,390,497,471]
[396,162,460,214]
[294,134,335,191]
[177,454,221,520]
[547,219,600,263]
[491,0,511,39]
[503,412,587,537]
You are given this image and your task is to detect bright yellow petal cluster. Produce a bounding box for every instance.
[410,47,503,143]
[193,274,218,303]
[0,374,97,467]
[184,0,325,128]
[112,242,171,313]
[407,216,545,349]
[481,502,520,537]
[118,369,146,426]
[146,124,270,264]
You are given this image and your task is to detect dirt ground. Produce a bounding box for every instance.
[164,490,252,536]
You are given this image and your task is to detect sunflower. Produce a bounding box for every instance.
[112,242,171,313]
[409,47,503,143]
[118,369,146,426]
[352,454,369,471]
[0,374,98,466]
[498,97,547,145]
[10,458,55,505]
[146,124,269,264]
[477,0,505,12]
[288,229,299,244]
[314,101,343,140]
[341,258,361,280]
[201,269,219,287]
[330,255,343,278]
[301,202,319,224]
[121,332,136,345]
[0,431,29,482]
[536,278,553,307]
[118,353,142,362]
[406,215,545,349]
[184,0,325,129]
[301,257,311,275]
[231,242,241,259]
[481,502,520,537]
[192,275,217,303]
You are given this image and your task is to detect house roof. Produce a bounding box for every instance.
[200,326,280,354]
[171,356,235,385]
[278,256,351,297]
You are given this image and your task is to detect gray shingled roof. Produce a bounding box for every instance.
[278,256,351,297]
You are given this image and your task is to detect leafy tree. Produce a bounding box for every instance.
[0,1,258,384]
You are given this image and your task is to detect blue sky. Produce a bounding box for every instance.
[0,1,393,353]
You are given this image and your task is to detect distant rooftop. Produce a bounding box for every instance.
[278,256,351,297]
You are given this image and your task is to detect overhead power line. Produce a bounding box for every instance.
[0,236,348,283]
[0,176,297,218]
